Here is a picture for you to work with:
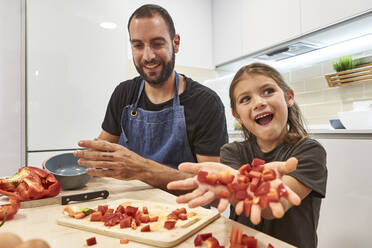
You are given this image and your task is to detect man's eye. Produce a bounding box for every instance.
[152,43,164,48]
[132,44,143,49]
[263,88,275,95]
[240,96,250,103]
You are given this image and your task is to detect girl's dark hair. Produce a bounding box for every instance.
[127,4,176,39]
[229,63,308,144]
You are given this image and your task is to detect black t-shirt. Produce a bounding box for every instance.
[102,74,228,159]
[220,137,327,248]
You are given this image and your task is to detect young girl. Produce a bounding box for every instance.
[168,63,327,248]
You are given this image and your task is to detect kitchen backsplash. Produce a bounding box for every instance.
[204,49,372,131]
[286,48,372,127]
[127,48,372,131]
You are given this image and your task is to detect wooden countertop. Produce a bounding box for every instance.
[1,177,295,248]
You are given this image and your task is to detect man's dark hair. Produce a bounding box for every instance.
[127,4,176,39]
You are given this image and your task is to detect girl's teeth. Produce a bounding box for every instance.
[256,113,270,120]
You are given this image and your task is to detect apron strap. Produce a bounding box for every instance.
[173,71,180,107]
[134,80,145,110]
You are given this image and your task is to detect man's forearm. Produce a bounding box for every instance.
[138,158,194,194]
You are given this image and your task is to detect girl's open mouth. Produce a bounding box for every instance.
[255,113,274,126]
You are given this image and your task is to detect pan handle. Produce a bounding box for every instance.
[61,190,109,205]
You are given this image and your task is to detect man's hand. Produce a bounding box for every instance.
[167,158,301,225]
[73,139,148,181]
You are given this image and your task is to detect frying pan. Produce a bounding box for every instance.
[44,152,92,190]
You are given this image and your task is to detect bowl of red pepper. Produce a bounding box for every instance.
[44,153,92,190]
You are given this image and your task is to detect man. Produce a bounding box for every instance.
[73,4,228,192]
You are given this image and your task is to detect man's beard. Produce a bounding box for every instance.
[134,52,175,87]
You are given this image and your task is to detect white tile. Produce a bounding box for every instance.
[291,63,322,82]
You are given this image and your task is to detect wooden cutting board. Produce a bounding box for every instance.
[57,198,220,247]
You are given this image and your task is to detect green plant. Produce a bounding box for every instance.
[332,56,362,72]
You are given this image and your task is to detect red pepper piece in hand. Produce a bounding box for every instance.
[0,166,61,201]
[0,197,20,222]
[251,158,265,167]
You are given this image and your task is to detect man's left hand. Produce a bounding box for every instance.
[74,139,148,180]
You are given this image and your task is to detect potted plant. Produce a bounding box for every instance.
[332,55,362,72]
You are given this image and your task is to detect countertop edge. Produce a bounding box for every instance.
[228,129,372,140]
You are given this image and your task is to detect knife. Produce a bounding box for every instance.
[20,190,109,208]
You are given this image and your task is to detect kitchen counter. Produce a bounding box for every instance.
[229,129,372,141]
[1,177,294,248]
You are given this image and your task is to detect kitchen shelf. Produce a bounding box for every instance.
[325,62,372,87]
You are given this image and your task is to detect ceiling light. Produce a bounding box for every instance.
[99,22,117,30]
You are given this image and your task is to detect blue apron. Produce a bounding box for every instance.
[119,72,196,169]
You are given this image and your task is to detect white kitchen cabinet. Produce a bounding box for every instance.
[301,0,372,34]
[212,0,243,66]
[315,138,372,247]
[241,0,301,56]
[212,0,301,66]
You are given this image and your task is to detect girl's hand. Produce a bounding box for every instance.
[167,162,236,212]
[167,158,301,225]
[234,157,301,224]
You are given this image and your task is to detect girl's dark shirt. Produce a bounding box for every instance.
[220,137,327,248]
[102,74,228,159]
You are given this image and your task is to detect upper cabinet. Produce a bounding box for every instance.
[241,0,301,57]
[212,0,243,66]
[301,0,372,34]
[212,0,301,67]
[212,0,372,67]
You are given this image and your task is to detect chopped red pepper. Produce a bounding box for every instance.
[86,237,97,246]
[0,197,20,222]
[140,224,151,232]
[251,158,265,167]
[254,182,270,196]
[262,169,276,181]
[238,163,251,176]
[217,171,235,185]
[164,220,176,230]
[277,183,289,198]
[200,233,213,241]
[194,234,203,246]
[197,171,208,183]
[0,166,61,201]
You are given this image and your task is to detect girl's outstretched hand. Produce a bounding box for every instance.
[167,162,236,212]
[234,157,301,224]
[166,157,301,225]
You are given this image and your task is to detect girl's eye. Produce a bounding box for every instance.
[240,96,250,103]
[263,88,275,95]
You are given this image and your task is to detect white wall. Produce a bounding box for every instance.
[0,0,25,176]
